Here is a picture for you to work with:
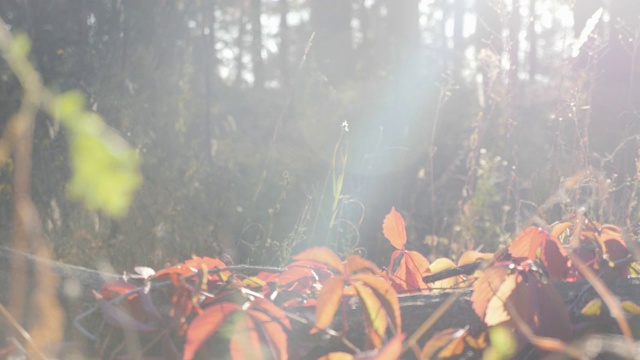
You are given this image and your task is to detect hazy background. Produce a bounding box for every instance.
[1,0,639,270]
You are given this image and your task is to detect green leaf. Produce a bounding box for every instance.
[8,33,31,59]
[65,111,141,217]
[53,91,85,125]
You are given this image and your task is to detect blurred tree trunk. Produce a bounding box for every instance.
[452,0,466,74]
[528,0,537,81]
[508,0,520,87]
[250,0,264,89]
[309,0,353,84]
[278,0,290,86]
[234,5,247,85]
[589,1,640,173]
[386,0,420,64]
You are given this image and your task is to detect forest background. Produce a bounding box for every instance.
[0,0,639,273]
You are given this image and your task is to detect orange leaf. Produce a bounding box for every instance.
[354,333,405,360]
[248,309,289,360]
[229,312,265,360]
[509,227,568,281]
[183,302,242,360]
[251,297,292,330]
[551,222,573,242]
[293,247,344,274]
[353,282,387,348]
[352,274,401,333]
[313,276,346,332]
[319,353,353,360]
[99,279,137,299]
[345,255,380,275]
[421,328,468,359]
[391,250,430,291]
[471,265,510,325]
[383,207,407,249]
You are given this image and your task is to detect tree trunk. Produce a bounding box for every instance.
[250,0,264,89]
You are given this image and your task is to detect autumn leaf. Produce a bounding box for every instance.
[229,312,265,360]
[383,207,407,250]
[319,352,354,360]
[509,227,568,281]
[183,302,241,359]
[183,296,291,360]
[354,333,405,360]
[313,276,346,333]
[352,273,402,333]
[471,264,572,351]
[354,282,387,348]
[293,247,345,274]
[389,250,430,291]
[420,328,468,359]
[345,255,381,275]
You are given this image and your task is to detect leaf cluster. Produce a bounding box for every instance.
[80,208,640,359]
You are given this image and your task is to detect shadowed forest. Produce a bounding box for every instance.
[0,0,639,271]
[2,0,640,359]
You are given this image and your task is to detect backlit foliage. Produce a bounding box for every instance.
[81,207,640,359]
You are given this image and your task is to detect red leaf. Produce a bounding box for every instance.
[293,247,344,274]
[509,227,568,281]
[471,264,572,351]
[383,207,407,250]
[390,250,429,291]
[183,302,241,360]
[100,279,137,299]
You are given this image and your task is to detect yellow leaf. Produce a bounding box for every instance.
[581,298,602,316]
[621,300,640,315]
